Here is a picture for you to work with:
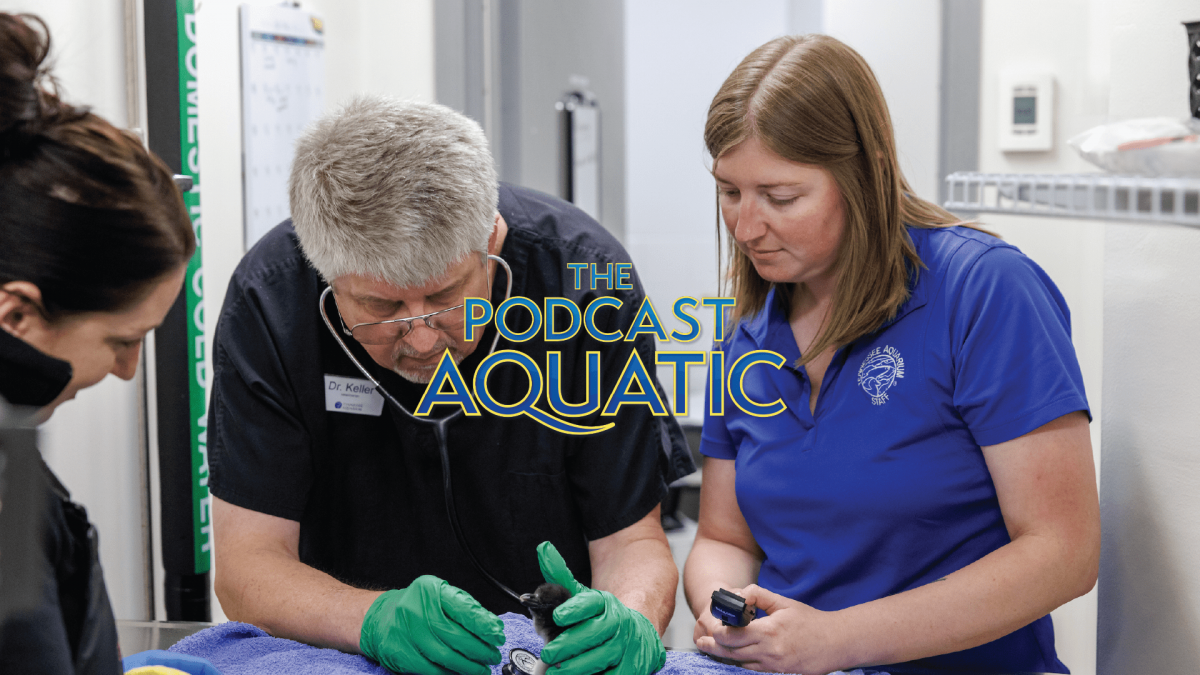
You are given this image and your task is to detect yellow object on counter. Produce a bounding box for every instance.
[126,666,190,675]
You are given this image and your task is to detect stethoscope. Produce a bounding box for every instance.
[317,254,525,604]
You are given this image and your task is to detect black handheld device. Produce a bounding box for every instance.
[710,588,755,627]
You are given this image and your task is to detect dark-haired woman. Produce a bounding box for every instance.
[0,13,196,674]
[683,35,1099,675]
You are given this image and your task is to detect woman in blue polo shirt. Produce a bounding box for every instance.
[682,35,1099,675]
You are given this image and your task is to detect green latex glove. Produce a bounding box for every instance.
[536,542,666,675]
[360,575,506,675]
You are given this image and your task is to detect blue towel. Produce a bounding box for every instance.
[168,621,390,674]
[169,613,889,675]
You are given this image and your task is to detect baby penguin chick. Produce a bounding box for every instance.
[520,582,572,644]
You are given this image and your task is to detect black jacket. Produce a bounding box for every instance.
[0,329,122,675]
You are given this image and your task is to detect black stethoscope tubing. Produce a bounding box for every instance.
[317,255,523,604]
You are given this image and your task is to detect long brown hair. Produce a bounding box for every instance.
[705,34,975,363]
[0,13,195,318]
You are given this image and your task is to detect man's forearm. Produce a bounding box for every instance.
[590,536,678,634]
[217,545,381,652]
[212,496,382,653]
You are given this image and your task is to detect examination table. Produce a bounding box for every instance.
[120,615,888,675]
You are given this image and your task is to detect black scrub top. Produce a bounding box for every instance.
[0,330,121,675]
[209,184,694,614]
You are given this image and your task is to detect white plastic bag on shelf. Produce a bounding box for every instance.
[1067,117,1200,176]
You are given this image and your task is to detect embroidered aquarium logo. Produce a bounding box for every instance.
[857,345,905,405]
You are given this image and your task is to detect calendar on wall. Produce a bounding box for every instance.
[239,3,325,249]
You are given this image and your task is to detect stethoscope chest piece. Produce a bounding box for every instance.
[502,648,539,675]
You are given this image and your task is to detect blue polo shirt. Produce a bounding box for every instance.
[700,226,1089,674]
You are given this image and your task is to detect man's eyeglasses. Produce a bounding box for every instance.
[340,304,466,345]
[331,254,513,347]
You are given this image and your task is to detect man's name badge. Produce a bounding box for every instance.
[323,375,385,416]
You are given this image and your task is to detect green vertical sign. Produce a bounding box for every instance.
[176,0,210,575]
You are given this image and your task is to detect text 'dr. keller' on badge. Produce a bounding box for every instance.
[324,374,385,416]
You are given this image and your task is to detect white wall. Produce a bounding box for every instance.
[623,0,787,307]
[822,0,942,200]
[1,0,152,621]
[1096,1,1200,672]
[977,1,1110,672]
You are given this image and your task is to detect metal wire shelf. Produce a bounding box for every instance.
[943,172,1200,227]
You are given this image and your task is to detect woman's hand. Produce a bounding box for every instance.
[691,586,734,646]
[695,585,851,675]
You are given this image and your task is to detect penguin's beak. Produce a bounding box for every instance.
[519,593,535,606]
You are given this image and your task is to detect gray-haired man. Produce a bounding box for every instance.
[208,96,693,675]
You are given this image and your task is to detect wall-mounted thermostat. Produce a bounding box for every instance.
[998,72,1054,152]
